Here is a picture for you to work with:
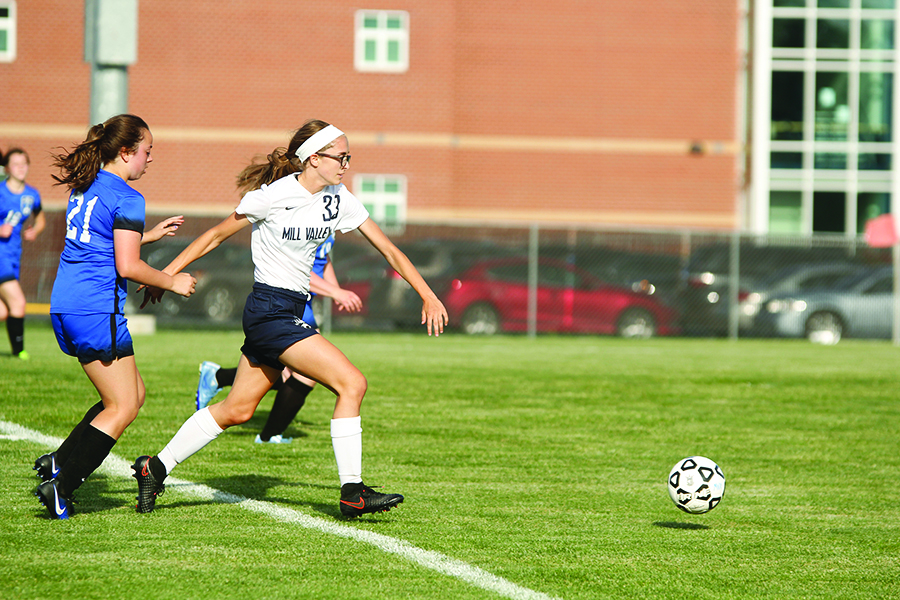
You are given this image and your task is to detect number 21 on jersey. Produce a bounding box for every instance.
[66,193,98,243]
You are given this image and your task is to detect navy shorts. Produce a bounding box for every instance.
[52,313,135,363]
[241,283,318,371]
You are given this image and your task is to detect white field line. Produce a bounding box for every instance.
[2,419,561,600]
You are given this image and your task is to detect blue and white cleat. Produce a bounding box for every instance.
[254,434,293,444]
[34,452,60,482]
[196,361,222,410]
[35,479,72,520]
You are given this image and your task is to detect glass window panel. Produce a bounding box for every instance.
[819,0,849,6]
[817,19,850,48]
[857,193,891,233]
[769,191,803,234]
[363,203,375,214]
[815,153,847,169]
[774,18,806,48]
[384,181,400,193]
[772,71,805,141]
[771,152,803,168]
[387,16,402,29]
[862,0,895,8]
[862,20,894,49]
[364,40,377,61]
[388,40,400,62]
[775,0,806,5]
[384,204,398,221]
[816,72,849,141]
[0,30,5,52]
[813,192,846,233]
[361,179,377,193]
[0,8,8,18]
[859,153,892,170]
[859,72,893,142]
[363,15,378,28]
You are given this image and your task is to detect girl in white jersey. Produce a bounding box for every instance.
[134,119,448,518]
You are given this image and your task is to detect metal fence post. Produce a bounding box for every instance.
[528,223,539,338]
[728,231,740,340]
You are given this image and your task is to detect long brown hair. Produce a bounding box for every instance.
[52,114,150,193]
[235,119,336,194]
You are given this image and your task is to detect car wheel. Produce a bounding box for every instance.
[806,311,843,345]
[616,308,656,339]
[204,286,238,323]
[461,303,501,335]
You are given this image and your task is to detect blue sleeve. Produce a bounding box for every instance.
[113,189,145,233]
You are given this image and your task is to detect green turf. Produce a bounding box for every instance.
[1,322,899,599]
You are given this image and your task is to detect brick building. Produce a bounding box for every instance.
[1,1,743,229]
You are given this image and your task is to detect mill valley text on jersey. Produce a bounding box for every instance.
[283,226,332,242]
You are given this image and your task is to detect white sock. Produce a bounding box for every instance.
[157,407,224,475]
[331,416,362,486]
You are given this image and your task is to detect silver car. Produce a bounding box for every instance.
[753,265,895,343]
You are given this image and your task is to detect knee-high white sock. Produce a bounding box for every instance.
[157,407,224,475]
[331,416,362,486]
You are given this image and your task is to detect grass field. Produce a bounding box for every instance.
[2,322,899,599]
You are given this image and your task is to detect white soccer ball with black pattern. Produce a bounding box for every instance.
[667,456,726,514]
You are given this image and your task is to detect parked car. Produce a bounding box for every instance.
[678,242,857,336]
[752,265,895,343]
[739,262,866,334]
[139,240,254,323]
[364,239,522,327]
[441,256,680,337]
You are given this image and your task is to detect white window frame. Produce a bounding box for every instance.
[354,10,409,73]
[352,174,408,234]
[0,1,17,63]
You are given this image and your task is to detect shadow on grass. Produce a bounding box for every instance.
[653,521,709,530]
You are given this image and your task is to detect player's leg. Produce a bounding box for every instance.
[256,368,314,443]
[0,279,27,358]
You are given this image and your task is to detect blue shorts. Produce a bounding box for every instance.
[241,283,318,371]
[0,255,19,284]
[302,298,317,329]
[52,313,135,363]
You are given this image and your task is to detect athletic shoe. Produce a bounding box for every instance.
[16,350,30,361]
[132,455,165,514]
[254,434,293,444]
[196,361,222,410]
[339,482,404,518]
[34,479,72,519]
[33,452,60,482]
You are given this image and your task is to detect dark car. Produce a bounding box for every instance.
[139,240,254,323]
[442,256,680,337]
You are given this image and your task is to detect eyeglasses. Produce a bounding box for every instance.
[316,152,351,168]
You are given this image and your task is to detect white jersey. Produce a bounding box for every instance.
[236,174,369,294]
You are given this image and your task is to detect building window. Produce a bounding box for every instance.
[0,2,16,62]
[353,174,407,233]
[354,10,409,73]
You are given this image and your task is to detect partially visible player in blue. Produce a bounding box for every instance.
[32,114,196,519]
[134,120,447,518]
[0,148,46,360]
[195,234,364,444]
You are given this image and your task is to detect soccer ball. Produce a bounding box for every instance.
[667,456,726,514]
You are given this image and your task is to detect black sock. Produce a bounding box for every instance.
[7,316,24,355]
[215,367,237,388]
[56,425,116,497]
[55,401,105,466]
[258,378,313,441]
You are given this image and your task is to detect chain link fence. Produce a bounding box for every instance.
[21,210,898,343]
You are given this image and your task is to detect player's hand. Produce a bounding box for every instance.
[334,289,363,313]
[0,224,12,239]
[22,227,37,241]
[171,272,197,298]
[142,215,184,244]
[140,286,165,308]
[421,296,448,337]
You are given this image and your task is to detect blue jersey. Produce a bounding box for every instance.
[0,180,42,262]
[50,171,145,315]
[310,234,334,297]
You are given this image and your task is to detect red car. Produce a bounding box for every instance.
[443,257,680,337]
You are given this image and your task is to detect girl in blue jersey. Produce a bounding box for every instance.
[33,114,197,519]
[135,119,447,518]
[194,234,365,444]
[0,148,46,360]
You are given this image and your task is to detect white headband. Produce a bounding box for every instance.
[295,125,344,162]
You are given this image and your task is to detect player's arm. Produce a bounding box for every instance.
[114,229,196,297]
[141,215,184,245]
[22,210,46,241]
[309,261,362,313]
[356,217,447,335]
